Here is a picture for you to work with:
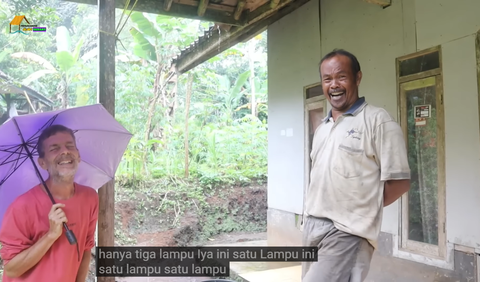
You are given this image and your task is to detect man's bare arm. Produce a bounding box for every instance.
[4,203,66,278]
[383,179,410,207]
[76,250,92,282]
[4,233,57,278]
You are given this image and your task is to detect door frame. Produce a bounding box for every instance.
[303,82,327,223]
[394,46,452,269]
[398,75,447,259]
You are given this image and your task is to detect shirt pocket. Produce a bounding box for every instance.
[332,143,364,178]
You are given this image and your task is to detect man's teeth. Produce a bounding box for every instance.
[330,92,344,96]
[59,161,72,164]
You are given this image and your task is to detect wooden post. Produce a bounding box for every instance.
[97,0,115,281]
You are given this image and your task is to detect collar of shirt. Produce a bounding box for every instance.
[324,97,368,123]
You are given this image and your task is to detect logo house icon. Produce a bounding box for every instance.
[9,15,45,34]
[10,16,30,34]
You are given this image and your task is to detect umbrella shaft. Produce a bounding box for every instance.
[12,118,77,245]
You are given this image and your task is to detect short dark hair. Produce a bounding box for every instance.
[36,124,76,158]
[319,49,361,77]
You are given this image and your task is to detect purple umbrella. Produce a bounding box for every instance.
[0,104,132,243]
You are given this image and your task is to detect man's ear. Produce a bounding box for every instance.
[37,157,47,170]
[356,71,363,87]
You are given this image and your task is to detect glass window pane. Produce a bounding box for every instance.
[306,84,323,99]
[307,106,324,186]
[400,51,440,77]
[405,82,438,245]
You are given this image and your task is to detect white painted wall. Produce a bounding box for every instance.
[414,0,480,249]
[267,0,321,215]
[268,0,480,250]
[319,0,411,235]
[415,0,480,51]
[442,36,480,247]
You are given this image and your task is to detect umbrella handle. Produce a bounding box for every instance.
[63,223,77,245]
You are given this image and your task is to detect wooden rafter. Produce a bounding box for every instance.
[164,0,174,11]
[68,0,244,26]
[197,0,209,16]
[362,0,391,8]
[175,0,235,13]
[173,0,312,74]
[234,0,246,20]
[245,0,293,25]
[270,0,280,9]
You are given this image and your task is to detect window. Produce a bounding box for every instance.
[396,47,446,259]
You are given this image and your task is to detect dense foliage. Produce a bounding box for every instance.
[0,0,269,186]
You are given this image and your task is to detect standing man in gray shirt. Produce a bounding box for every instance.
[302,49,411,282]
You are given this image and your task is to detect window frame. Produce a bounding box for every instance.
[302,82,327,224]
[395,46,447,260]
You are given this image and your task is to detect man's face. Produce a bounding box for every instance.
[320,54,362,113]
[38,131,80,179]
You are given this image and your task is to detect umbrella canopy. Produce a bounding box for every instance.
[0,104,133,229]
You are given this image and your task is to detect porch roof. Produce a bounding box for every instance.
[64,0,318,73]
[0,71,54,109]
[66,0,293,27]
[64,0,391,74]
[172,0,392,73]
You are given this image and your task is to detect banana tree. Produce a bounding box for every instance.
[127,12,199,169]
[10,26,84,109]
[218,70,250,125]
[217,34,267,118]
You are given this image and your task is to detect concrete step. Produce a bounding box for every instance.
[239,265,302,282]
[206,240,302,282]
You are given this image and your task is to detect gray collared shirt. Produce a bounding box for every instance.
[305,97,411,248]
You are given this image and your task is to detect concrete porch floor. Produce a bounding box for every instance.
[207,240,301,282]
[210,240,467,282]
[115,238,465,282]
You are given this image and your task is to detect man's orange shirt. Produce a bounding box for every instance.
[0,183,99,281]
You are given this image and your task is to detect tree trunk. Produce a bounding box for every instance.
[57,76,68,109]
[63,78,68,109]
[142,63,164,173]
[184,73,194,178]
[248,42,256,117]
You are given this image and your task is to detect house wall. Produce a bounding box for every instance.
[267,0,321,215]
[267,0,480,278]
[266,0,321,246]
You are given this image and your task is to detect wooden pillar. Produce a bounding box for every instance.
[97,0,115,281]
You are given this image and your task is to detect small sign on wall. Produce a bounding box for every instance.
[415,118,427,126]
[414,105,431,118]
[414,105,430,127]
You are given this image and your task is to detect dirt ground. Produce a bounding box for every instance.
[86,183,268,282]
[0,183,267,282]
[113,232,267,282]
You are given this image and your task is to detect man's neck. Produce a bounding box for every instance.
[331,110,343,121]
[331,96,362,121]
[43,177,75,200]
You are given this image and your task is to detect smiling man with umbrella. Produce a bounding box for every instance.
[0,104,132,281]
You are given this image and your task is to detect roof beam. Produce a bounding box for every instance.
[164,0,174,11]
[66,0,244,26]
[245,0,293,25]
[175,0,235,13]
[174,0,311,74]
[234,0,246,20]
[270,0,281,9]
[197,0,209,16]
[362,0,391,8]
